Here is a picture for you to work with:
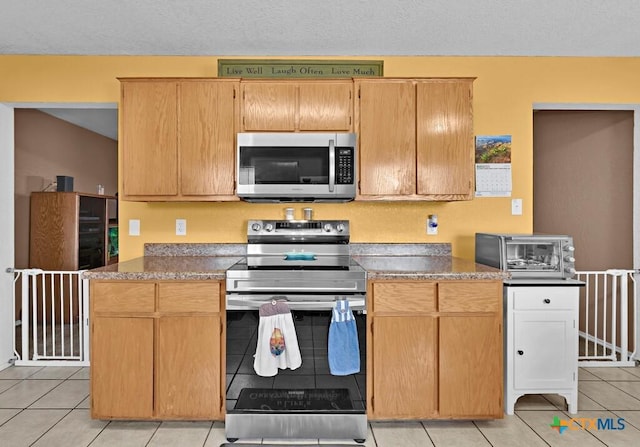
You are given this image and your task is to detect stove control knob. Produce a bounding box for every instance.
[564,256,575,263]
[565,267,576,275]
[563,245,575,253]
[264,223,274,232]
[323,223,333,232]
[336,223,345,233]
[251,223,261,232]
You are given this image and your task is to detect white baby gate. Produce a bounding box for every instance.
[576,270,639,367]
[12,269,89,366]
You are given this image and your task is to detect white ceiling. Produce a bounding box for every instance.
[5,1,640,139]
[2,1,640,57]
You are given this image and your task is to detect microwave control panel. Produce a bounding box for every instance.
[336,148,354,184]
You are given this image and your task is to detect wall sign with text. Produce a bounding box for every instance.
[218,59,383,78]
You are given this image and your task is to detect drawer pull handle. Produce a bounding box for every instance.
[517,350,524,355]
[543,298,551,304]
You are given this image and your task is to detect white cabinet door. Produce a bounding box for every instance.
[513,310,576,389]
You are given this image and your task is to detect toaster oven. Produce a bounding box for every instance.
[475,233,576,279]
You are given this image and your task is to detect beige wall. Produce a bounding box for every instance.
[3,55,640,261]
[14,109,117,268]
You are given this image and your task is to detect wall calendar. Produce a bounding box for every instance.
[474,135,512,197]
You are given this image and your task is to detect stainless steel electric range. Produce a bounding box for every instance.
[224,219,367,444]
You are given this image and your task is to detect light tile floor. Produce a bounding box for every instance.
[1,365,640,446]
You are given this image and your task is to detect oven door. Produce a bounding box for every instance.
[225,296,367,442]
[226,293,366,311]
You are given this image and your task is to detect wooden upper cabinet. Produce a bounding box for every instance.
[298,82,352,130]
[240,80,353,131]
[356,80,416,196]
[179,80,237,196]
[241,82,297,131]
[120,78,239,201]
[417,80,474,199]
[356,78,474,201]
[121,80,178,197]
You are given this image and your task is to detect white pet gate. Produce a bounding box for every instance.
[576,269,639,367]
[12,269,89,366]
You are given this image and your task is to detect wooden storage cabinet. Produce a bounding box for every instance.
[504,285,579,415]
[120,78,239,201]
[356,78,474,201]
[240,80,353,131]
[369,280,503,420]
[30,192,114,270]
[90,280,224,420]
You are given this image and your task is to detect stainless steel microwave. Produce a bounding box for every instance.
[236,132,357,202]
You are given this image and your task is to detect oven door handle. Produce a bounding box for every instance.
[225,297,366,311]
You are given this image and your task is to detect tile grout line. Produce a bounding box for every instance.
[513,411,552,447]
[27,408,73,447]
[471,420,497,447]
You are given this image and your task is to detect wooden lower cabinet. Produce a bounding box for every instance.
[156,315,221,418]
[369,280,503,420]
[91,316,154,418]
[439,315,503,417]
[372,316,437,418]
[90,280,223,420]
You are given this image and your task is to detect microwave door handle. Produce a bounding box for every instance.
[328,139,335,192]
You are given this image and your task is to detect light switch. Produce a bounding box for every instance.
[129,219,140,236]
[512,199,523,216]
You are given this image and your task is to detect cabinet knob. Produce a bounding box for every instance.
[543,298,551,304]
[517,350,524,355]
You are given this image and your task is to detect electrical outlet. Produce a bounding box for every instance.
[176,219,187,236]
[128,219,140,236]
[512,198,523,216]
[427,215,438,235]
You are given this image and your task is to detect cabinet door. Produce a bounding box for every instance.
[121,81,178,197]
[513,310,576,389]
[299,81,353,131]
[91,316,154,419]
[372,316,437,419]
[439,315,503,418]
[156,315,222,419]
[180,81,237,196]
[357,80,416,196]
[241,82,297,131]
[416,80,473,199]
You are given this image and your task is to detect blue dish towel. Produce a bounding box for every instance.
[328,299,360,376]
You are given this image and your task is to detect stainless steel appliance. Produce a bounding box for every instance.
[236,132,357,202]
[475,233,577,281]
[225,219,367,443]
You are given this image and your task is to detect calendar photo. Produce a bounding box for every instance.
[475,135,512,197]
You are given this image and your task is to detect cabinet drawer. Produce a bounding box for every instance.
[511,287,579,310]
[438,281,502,312]
[159,282,220,313]
[92,282,155,313]
[372,281,436,312]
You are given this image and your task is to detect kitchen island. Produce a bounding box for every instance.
[84,243,508,421]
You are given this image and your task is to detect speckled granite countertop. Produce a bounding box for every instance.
[83,242,507,281]
[352,255,508,280]
[82,256,242,280]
